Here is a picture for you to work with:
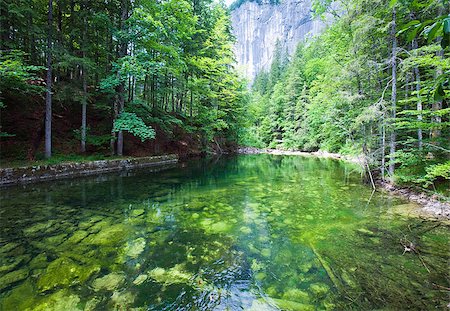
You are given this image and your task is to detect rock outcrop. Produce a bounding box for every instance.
[231,0,325,81]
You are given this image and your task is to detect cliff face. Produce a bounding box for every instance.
[231,0,324,81]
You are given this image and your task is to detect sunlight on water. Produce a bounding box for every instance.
[0,155,448,310]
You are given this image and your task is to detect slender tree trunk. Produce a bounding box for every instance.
[388,7,397,177]
[116,0,128,156]
[81,10,88,153]
[45,0,53,159]
[412,38,422,149]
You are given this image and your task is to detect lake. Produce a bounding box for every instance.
[0,155,448,310]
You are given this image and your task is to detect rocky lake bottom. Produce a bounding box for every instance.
[0,155,448,310]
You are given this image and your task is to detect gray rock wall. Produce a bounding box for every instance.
[231,0,324,81]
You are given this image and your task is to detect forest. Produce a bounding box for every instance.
[240,0,449,190]
[0,0,449,190]
[0,0,248,161]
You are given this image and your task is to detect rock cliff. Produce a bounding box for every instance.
[231,0,324,81]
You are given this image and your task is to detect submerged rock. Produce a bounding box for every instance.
[111,290,136,308]
[124,238,146,259]
[37,257,100,292]
[133,274,148,285]
[282,288,311,304]
[0,254,30,274]
[0,280,36,310]
[65,230,89,244]
[92,272,126,291]
[84,224,127,246]
[309,283,329,298]
[23,220,56,236]
[32,290,81,311]
[270,298,315,311]
[0,268,29,291]
[148,264,192,286]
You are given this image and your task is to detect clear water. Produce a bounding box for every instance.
[0,155,448,310]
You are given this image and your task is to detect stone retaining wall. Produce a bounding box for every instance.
[0,154,178,186]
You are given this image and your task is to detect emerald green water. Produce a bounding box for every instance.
[0,155,448,310]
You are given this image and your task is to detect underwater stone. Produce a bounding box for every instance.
[133,274,148,285]
[270,298,315,311]
[0,268,29,291]
[148,264,192,286]
[240,226,252,234]
[23,220,56,236]
[37,257,100,292]
[0,242,19,254]
[131,209,145,217]
[111,290,136,308]
[65,230,89,244]
[32,290,81,311]
[282,288,311,304]
[84,297,102,311]
[356,228,376,236]
[92,272,126,291]
[29,253,48,270]
[299,262,313,273]
[84,224,127,245]
[309,283,329,298]
[44,233,69,246]
[0,280,36,310]
[261,248,271,258]
[0,254,30,274]
[124,238,146,258]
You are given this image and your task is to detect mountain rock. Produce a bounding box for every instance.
[231,0,325,81]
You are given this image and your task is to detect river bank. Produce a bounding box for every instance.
[237,147,450,219]
[0,154,178,186]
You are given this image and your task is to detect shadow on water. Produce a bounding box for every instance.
[0,155,448,310]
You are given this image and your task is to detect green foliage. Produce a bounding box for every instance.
[113,112,156,142]
[1,0,248,157]
[242,0,450,191]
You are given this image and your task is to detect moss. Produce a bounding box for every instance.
[0,280,36,310]
[29,253,48,270]
[30,290,81,311]
[23,220,56,236]
[92,272,126,291]
[37,257,100,292]
[0,254,30,274]
[123,237,146,259]
[133,274,148,285]
[65,230,89,244]
[270,298,315,311]
[0,268,29,291]
[148,264,193,286]
[84,224,127,246]
[282,288,311,304]
[309,283,329,299]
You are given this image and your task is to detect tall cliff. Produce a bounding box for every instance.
[231,0,324,81]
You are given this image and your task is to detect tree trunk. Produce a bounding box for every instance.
[45,0,53,159]
[81,10,88,153]
[388,7,397,177]
[412,38,422,149]
[116,0,128,156]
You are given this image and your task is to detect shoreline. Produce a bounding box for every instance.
[237,147,450,219]
[0,154,178,187]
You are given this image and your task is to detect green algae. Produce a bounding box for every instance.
[0,268,29,291]
[37,257,100,292]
